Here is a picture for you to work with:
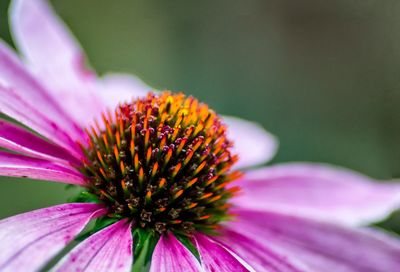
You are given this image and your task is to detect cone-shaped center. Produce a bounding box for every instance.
[80,92,241,234]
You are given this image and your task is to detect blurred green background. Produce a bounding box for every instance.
[0,0,400,231]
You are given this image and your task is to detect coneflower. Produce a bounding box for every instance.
[0,0,399,271]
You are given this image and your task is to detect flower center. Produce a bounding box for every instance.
[80,92,241,234]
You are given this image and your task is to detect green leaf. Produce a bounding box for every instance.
[132,228,159,272]
[68,190,100,203]
[65,184,77,190]
[175,234,200,261]
[75,216,120,242]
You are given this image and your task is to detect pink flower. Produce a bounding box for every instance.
[0,0,400,271]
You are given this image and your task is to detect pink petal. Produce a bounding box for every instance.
[53,219,133,272]
[216,229,310,272]
[98,73,152,110]
[10,0,83,77]
[228,209,400,272]
[234,163,400,226]
[0,203,105,271]
[150,232,202,272]
[223,116,278,169]
[0,151,86,185]
[0,46,85,157]
[0,42,84,139]
[194,232,251,272]
[10,0,104,127]
[0,86,81,158]
[0,86,82,158]
[0,119,80,164]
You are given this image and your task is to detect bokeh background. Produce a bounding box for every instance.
[1,0,400,232]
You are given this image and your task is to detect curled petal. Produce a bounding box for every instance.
[223,116,278,169]
[0,203,105,271]
[10,0,85,78]
[194,232,252,272]
[0,119,79,164]
[0,151,86,185]
[10,0,104,127]
[234,163,400,226]
[228,209,400,272]
[53,219,133,272]
[150,232,202,272]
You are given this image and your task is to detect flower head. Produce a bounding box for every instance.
[82,92,240,234]
[1,0,400,271]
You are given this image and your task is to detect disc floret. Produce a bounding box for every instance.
[80,92,241,234]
